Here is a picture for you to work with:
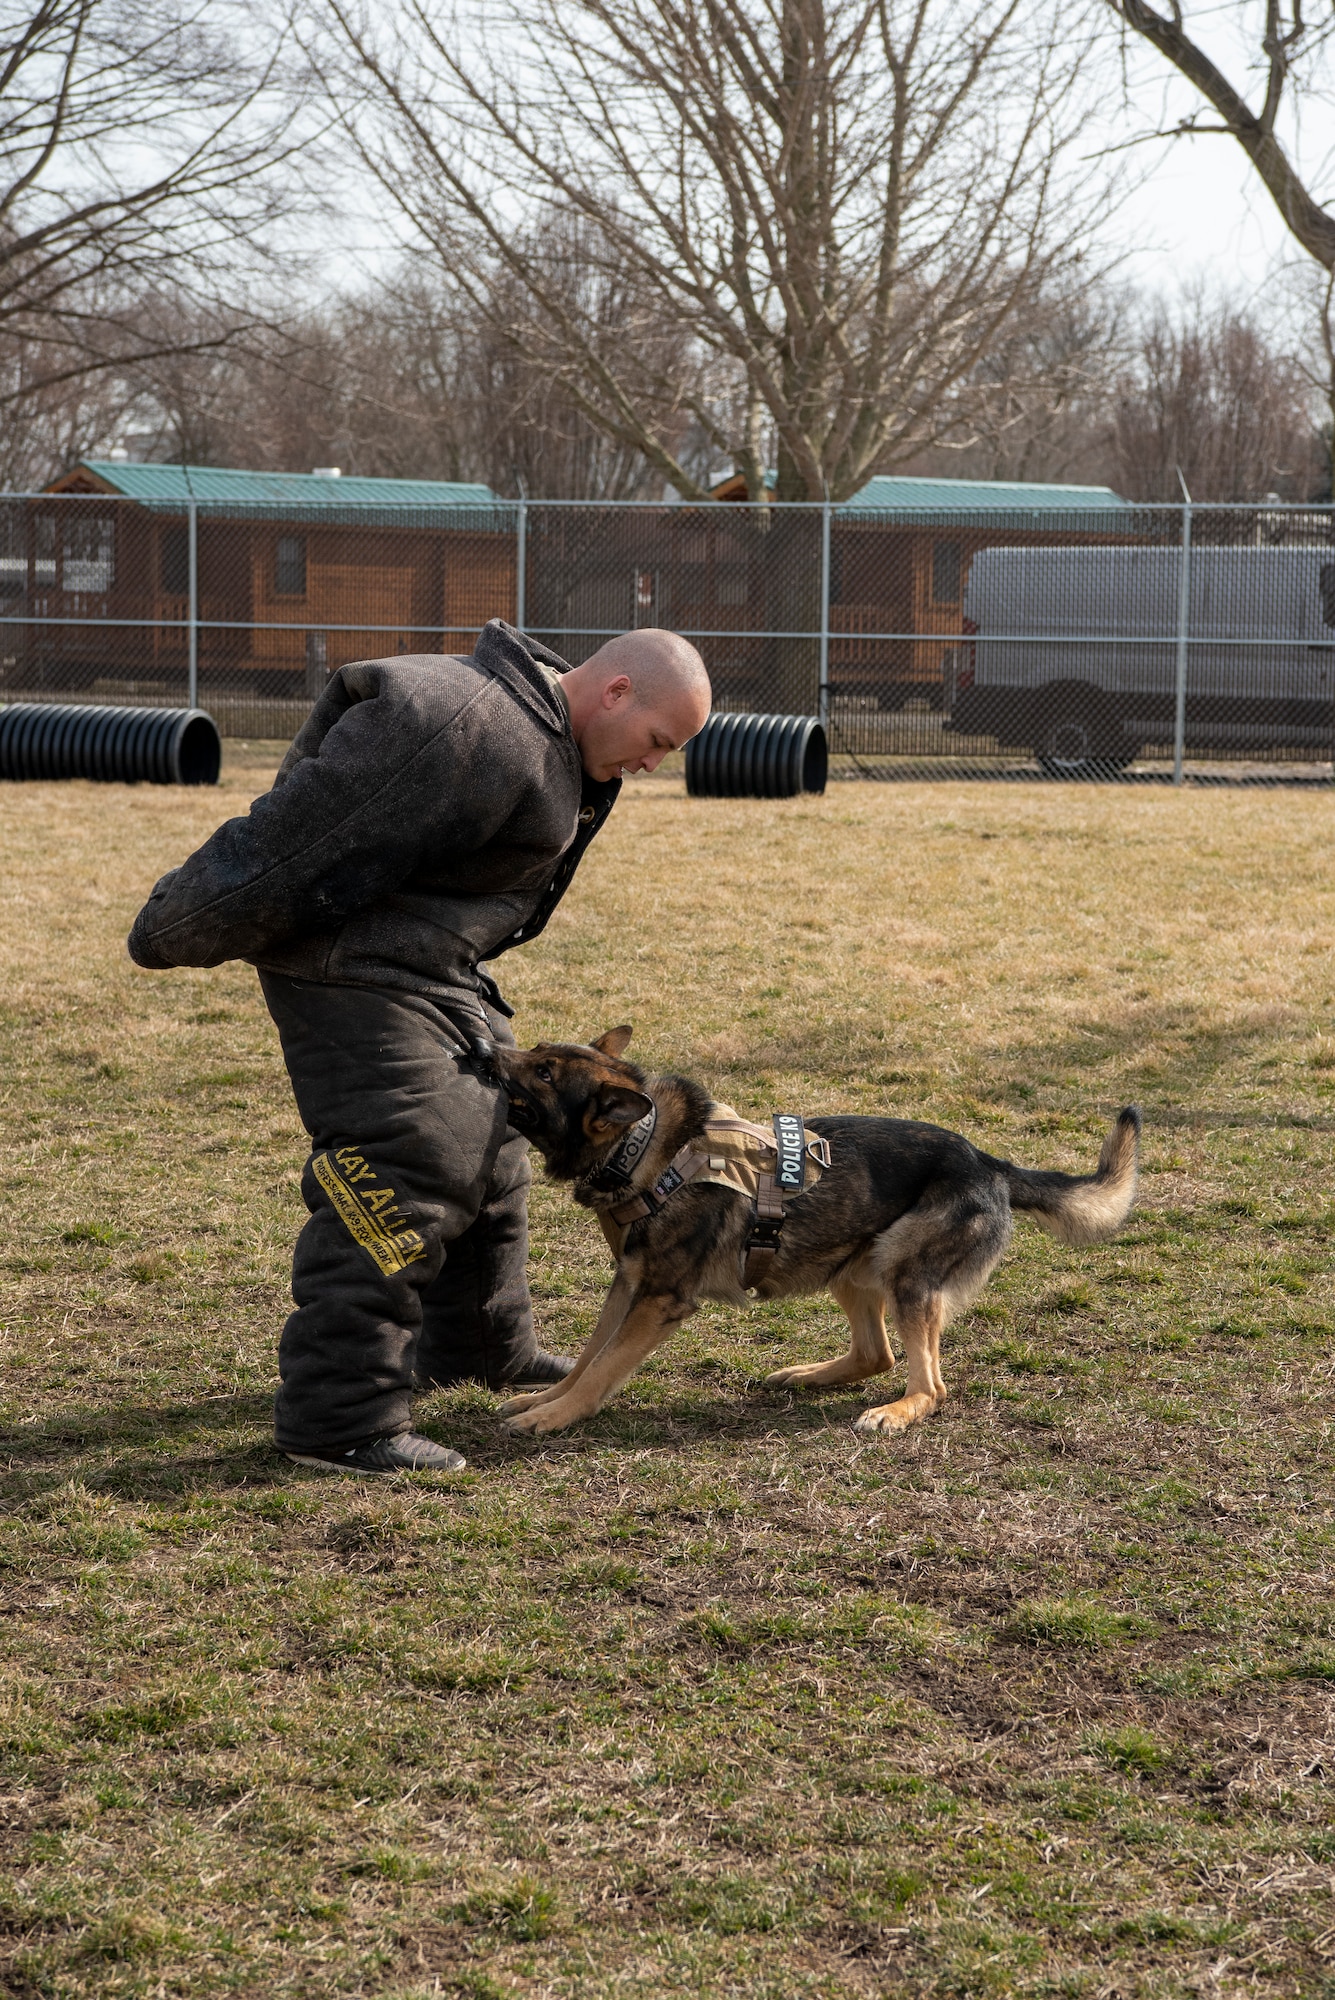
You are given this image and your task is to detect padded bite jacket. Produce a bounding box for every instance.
[126,621,620,1006]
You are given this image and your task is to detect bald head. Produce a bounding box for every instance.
[583,628,711,710]
[561,628,712,781]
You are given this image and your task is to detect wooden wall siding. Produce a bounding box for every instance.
[828,526,920,693]
[153,596,189,672]
[443,535,516,651]
[250,528,418,670]
[908,533,968,691]
[143,524,519,673]
[249,559,418,671]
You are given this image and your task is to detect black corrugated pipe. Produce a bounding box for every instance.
[0,704,221,785]
[684,712,827,798]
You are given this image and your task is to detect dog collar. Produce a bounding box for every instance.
[586,1104,658,1192]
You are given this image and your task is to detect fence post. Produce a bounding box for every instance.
[515,498,527,633]
[818,496,831,727]
[187,499,199,711]
[1173,475,1191,787]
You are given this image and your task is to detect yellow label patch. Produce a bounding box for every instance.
[312,1149,427,1277]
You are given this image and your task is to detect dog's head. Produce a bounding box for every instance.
[492,1026,653,1182]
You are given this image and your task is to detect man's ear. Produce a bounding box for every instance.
[584,1086,653,1141]
[592,1024,633,1058]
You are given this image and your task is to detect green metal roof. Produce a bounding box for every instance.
[67,461,1129,526]
[77,463,502,508]
[61,461,512,529]
[841,475,1127,514]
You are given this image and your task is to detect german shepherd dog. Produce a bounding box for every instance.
[494,1028,1140,1438]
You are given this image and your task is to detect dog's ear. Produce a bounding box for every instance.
[585,1085,652,1141]
[591,1025,633,1058]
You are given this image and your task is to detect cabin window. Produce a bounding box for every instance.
[931,539,962,605]
[63,515,114,594]
[162,525,189,596]
[0,505,23,598]
[275,534,307,597]
[632,568,656,626]
[34,513,56,590]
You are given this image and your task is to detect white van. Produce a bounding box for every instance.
[946,545,1335,770]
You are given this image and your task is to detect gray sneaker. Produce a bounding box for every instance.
[283,1431,466,1475]
[504,1348,575,1387]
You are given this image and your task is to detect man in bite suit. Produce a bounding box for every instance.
[128,620,711,1474]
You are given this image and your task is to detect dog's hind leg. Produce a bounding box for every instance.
[853,1288,946,1434]
[765,1278,894,1389]
[498,1267,635,1415]
[853,1194,1007,1435]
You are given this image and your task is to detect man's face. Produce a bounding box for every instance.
[579,675,710,782]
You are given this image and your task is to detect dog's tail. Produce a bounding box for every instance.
[1000,1106,1141,1246]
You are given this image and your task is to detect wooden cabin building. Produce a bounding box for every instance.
[15,463,1130,716]
[30,464,513,697]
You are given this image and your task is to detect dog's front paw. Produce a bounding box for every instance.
[504,1401,576,1437]
[853,1393,936,1434]
[497,1390,545,1415]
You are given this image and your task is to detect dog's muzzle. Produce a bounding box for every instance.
[436,1000,500,1087]
[504,1086,541,1132]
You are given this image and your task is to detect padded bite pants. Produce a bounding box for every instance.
[260,972,537,1450]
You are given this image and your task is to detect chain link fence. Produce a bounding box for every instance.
[4,490,1333,780]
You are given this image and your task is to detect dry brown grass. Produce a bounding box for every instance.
[1,747,1333,1998]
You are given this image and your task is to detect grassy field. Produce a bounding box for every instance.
[1,748,1334,1999]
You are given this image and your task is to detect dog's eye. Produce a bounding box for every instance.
[534,1064,553,1084]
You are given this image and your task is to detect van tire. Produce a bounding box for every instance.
[1032,682,1138,777]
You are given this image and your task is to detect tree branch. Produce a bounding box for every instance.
[1108,0,1335,270]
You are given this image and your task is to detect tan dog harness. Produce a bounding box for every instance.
[606,1103,830,1289]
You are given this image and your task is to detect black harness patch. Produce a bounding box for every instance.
[772,1113,807,1192]
[588,1105,658,1191]
[650,1161,687,1203]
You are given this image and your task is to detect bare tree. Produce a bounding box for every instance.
[311,0,1112,502]
[1107,293,1324,500]
[1275,258,1335,497]
[0,329,126,483]
[1306,267,1335,494]
[439,218,705,497]
[0,0,307,422]
[914,275,1130,483]
[1104,1,1335,271]
[97,269,688,496]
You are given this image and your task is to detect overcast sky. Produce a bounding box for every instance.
[1080,9,1333,312]
[1112,137,1295,296]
